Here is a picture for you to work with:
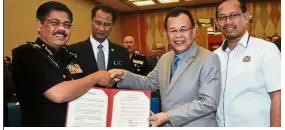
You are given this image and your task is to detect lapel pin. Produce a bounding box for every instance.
[243,55,251,62]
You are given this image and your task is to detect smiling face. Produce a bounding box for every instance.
[166,13,196,54]
[37,10,71,49]
[215,0,248,40]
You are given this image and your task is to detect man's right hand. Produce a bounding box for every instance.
[91,70,114,87]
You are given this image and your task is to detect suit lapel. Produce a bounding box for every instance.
[167,42,198,93]
[83,38,99,73]
[162,52,174,90]
[107,41,115,70]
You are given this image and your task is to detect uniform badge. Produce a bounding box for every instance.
[243,55,251,62]
[133,59,144,64]
[67,64,83,74]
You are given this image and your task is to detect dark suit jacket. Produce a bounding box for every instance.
[274,38,281,52]
[146,55,158,74]
[68,38,132,77]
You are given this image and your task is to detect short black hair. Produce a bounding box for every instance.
[272,34,281,39]
[266,36,272,40]
[164,7,195,30]
[215,0,247,18]
[37,1,73,22]
[91,4,117,24]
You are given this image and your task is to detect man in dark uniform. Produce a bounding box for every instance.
[123,36,148,76]
[12,1,114,126]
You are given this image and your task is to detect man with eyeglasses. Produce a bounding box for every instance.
[12,1,114,126]
[108,7,221,127]
[214,0,281,127]
[69,5,131,86]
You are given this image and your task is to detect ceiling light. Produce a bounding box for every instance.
[157,0,179,4]
[133,0,155,6]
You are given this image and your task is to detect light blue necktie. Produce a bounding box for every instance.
[170,56,180,80]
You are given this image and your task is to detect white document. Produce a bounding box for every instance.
[66,89,108,127]
[111,91,150,127]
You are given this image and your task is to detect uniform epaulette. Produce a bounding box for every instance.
[27,41,41,49]
[135,53,144,57]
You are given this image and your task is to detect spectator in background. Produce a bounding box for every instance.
[274,38,281,52]
[265,36,272,42]
[134,50,141,55]
[147,42,166,73]
[272,34,281,42]
[4,56,12,72]
[123,36,148,76]
[4,62,15,127]
[155,42,166,58]
[148,49,156,58]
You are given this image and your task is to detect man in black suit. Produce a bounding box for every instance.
[69,5,131,82]
[146,42,166,73]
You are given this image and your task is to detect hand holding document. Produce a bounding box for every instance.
[149,112,169,127]
[66,87,151,127]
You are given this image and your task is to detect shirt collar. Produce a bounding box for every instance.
[174,42,198,60]
[222,31,250,51]
[35,37,59,55]
[175,50,187,60]
[90,35,109,49]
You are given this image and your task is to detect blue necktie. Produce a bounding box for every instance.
[170,56,180,80]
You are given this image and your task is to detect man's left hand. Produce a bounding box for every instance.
[149,112,169,127]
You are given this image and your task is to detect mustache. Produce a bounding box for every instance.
[53,31,67,37]
[223,23,236,30]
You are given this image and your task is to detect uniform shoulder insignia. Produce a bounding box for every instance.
[27,41,41,49]
[135,53,144,57]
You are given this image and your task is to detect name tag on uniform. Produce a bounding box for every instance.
[133,59,144,65]
[114,61,123,65]
[67,64,83,74]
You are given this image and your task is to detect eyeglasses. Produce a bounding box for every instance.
[93,20,113,28]
[217,13,242,22]
[167,27,193,35]
[45,19,73,29]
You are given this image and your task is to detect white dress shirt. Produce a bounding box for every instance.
[90,35,109,69]
[214,31,281,127]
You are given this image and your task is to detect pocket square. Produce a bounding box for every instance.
[114,61,123,65]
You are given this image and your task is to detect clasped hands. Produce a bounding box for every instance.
[94,69,170,127]
[92,69,125,88]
